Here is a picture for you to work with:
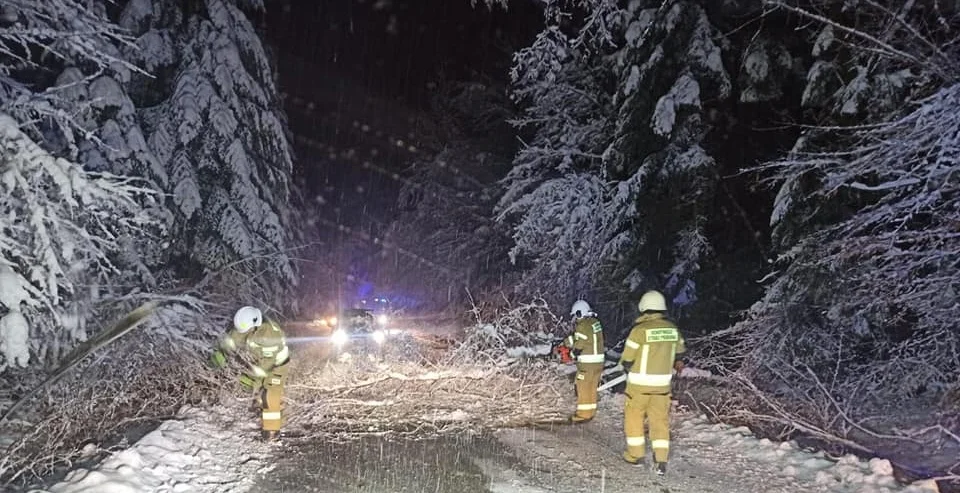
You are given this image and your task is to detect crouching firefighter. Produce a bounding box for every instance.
[210,306,291,441]
[618,290,686,475]
[561,300,606,423]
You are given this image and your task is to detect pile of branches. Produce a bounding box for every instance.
[0,292,238,487]
[284,300,573,441]
[285,354,569,441]
[446,295,566,364]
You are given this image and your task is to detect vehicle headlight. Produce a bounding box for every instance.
[372,330,386,344]
[331,329,348,346]
[328,316,338,326]
[377,314,388,325]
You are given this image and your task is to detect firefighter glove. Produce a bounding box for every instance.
[238,373,257,391]
[210,350,227,369]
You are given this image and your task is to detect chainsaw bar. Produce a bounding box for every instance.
[598,373,627,392]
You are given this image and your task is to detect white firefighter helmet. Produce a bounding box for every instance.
[233,306,262,333]
[570,300,594,318]
[638,290,667,313]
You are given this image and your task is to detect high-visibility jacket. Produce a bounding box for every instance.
[562,316,606,365]
[220,318,290,378]
[619,313,685,394]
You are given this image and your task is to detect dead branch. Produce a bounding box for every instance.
[765,0,930,70]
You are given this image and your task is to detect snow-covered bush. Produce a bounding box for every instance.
[0,297,234,485]
[0,115,158,370]
[723,83,960,420]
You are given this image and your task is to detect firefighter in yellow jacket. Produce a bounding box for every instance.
[561,300,606,422]
[210,306,290,441]
[618,290,685,475]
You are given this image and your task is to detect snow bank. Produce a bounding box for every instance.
[31,404,271,493]
[677,416,941,493]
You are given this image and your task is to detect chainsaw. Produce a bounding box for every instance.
[598,360,687,392]
[598,370,626,391]
[553,343,575,364]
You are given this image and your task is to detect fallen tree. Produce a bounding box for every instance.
[283,298,572,441]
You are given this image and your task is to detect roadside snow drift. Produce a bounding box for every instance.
[30,404,272,493]
[677,414,942,493]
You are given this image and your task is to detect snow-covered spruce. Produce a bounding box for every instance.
[499,1,727,309]
[0,115,157,370]
[117,0,298,305]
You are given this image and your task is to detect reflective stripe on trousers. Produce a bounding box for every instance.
[574,364,603,420]
[260,363,288,432]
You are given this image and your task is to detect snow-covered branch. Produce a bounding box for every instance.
[731,82,960,420]
[0,114,158,370]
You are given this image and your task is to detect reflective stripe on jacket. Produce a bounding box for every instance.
[620,313,685,394]
[219,318,290,377]
[563,316,605,365]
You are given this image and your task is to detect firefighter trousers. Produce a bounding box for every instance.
[623,392,671,463]
[259,362,289,432]
[573,362,603,421]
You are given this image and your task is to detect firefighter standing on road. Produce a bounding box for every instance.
[210,306,291,441]
[561,300,606,423]
[618,290,686,475]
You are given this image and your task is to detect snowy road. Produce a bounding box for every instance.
[33,397,942,493]
[31,333,944,493]
[247,395,941,493]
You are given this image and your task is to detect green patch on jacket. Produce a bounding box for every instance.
[645,328,678,342]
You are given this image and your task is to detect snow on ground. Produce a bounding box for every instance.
[490,393,943,493]
[29,402,273,493]
[21,363,945,493]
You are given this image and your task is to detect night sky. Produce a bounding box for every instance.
[261,0,540,202]
[258,0,540,293]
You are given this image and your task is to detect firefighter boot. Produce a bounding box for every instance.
[261,430,279,442]
[623,453,646,468]
[655,462,667,476]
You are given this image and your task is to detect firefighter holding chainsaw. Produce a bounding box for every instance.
[210,306,290,441]
[559,300,606,422]
[618,290,686,475]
